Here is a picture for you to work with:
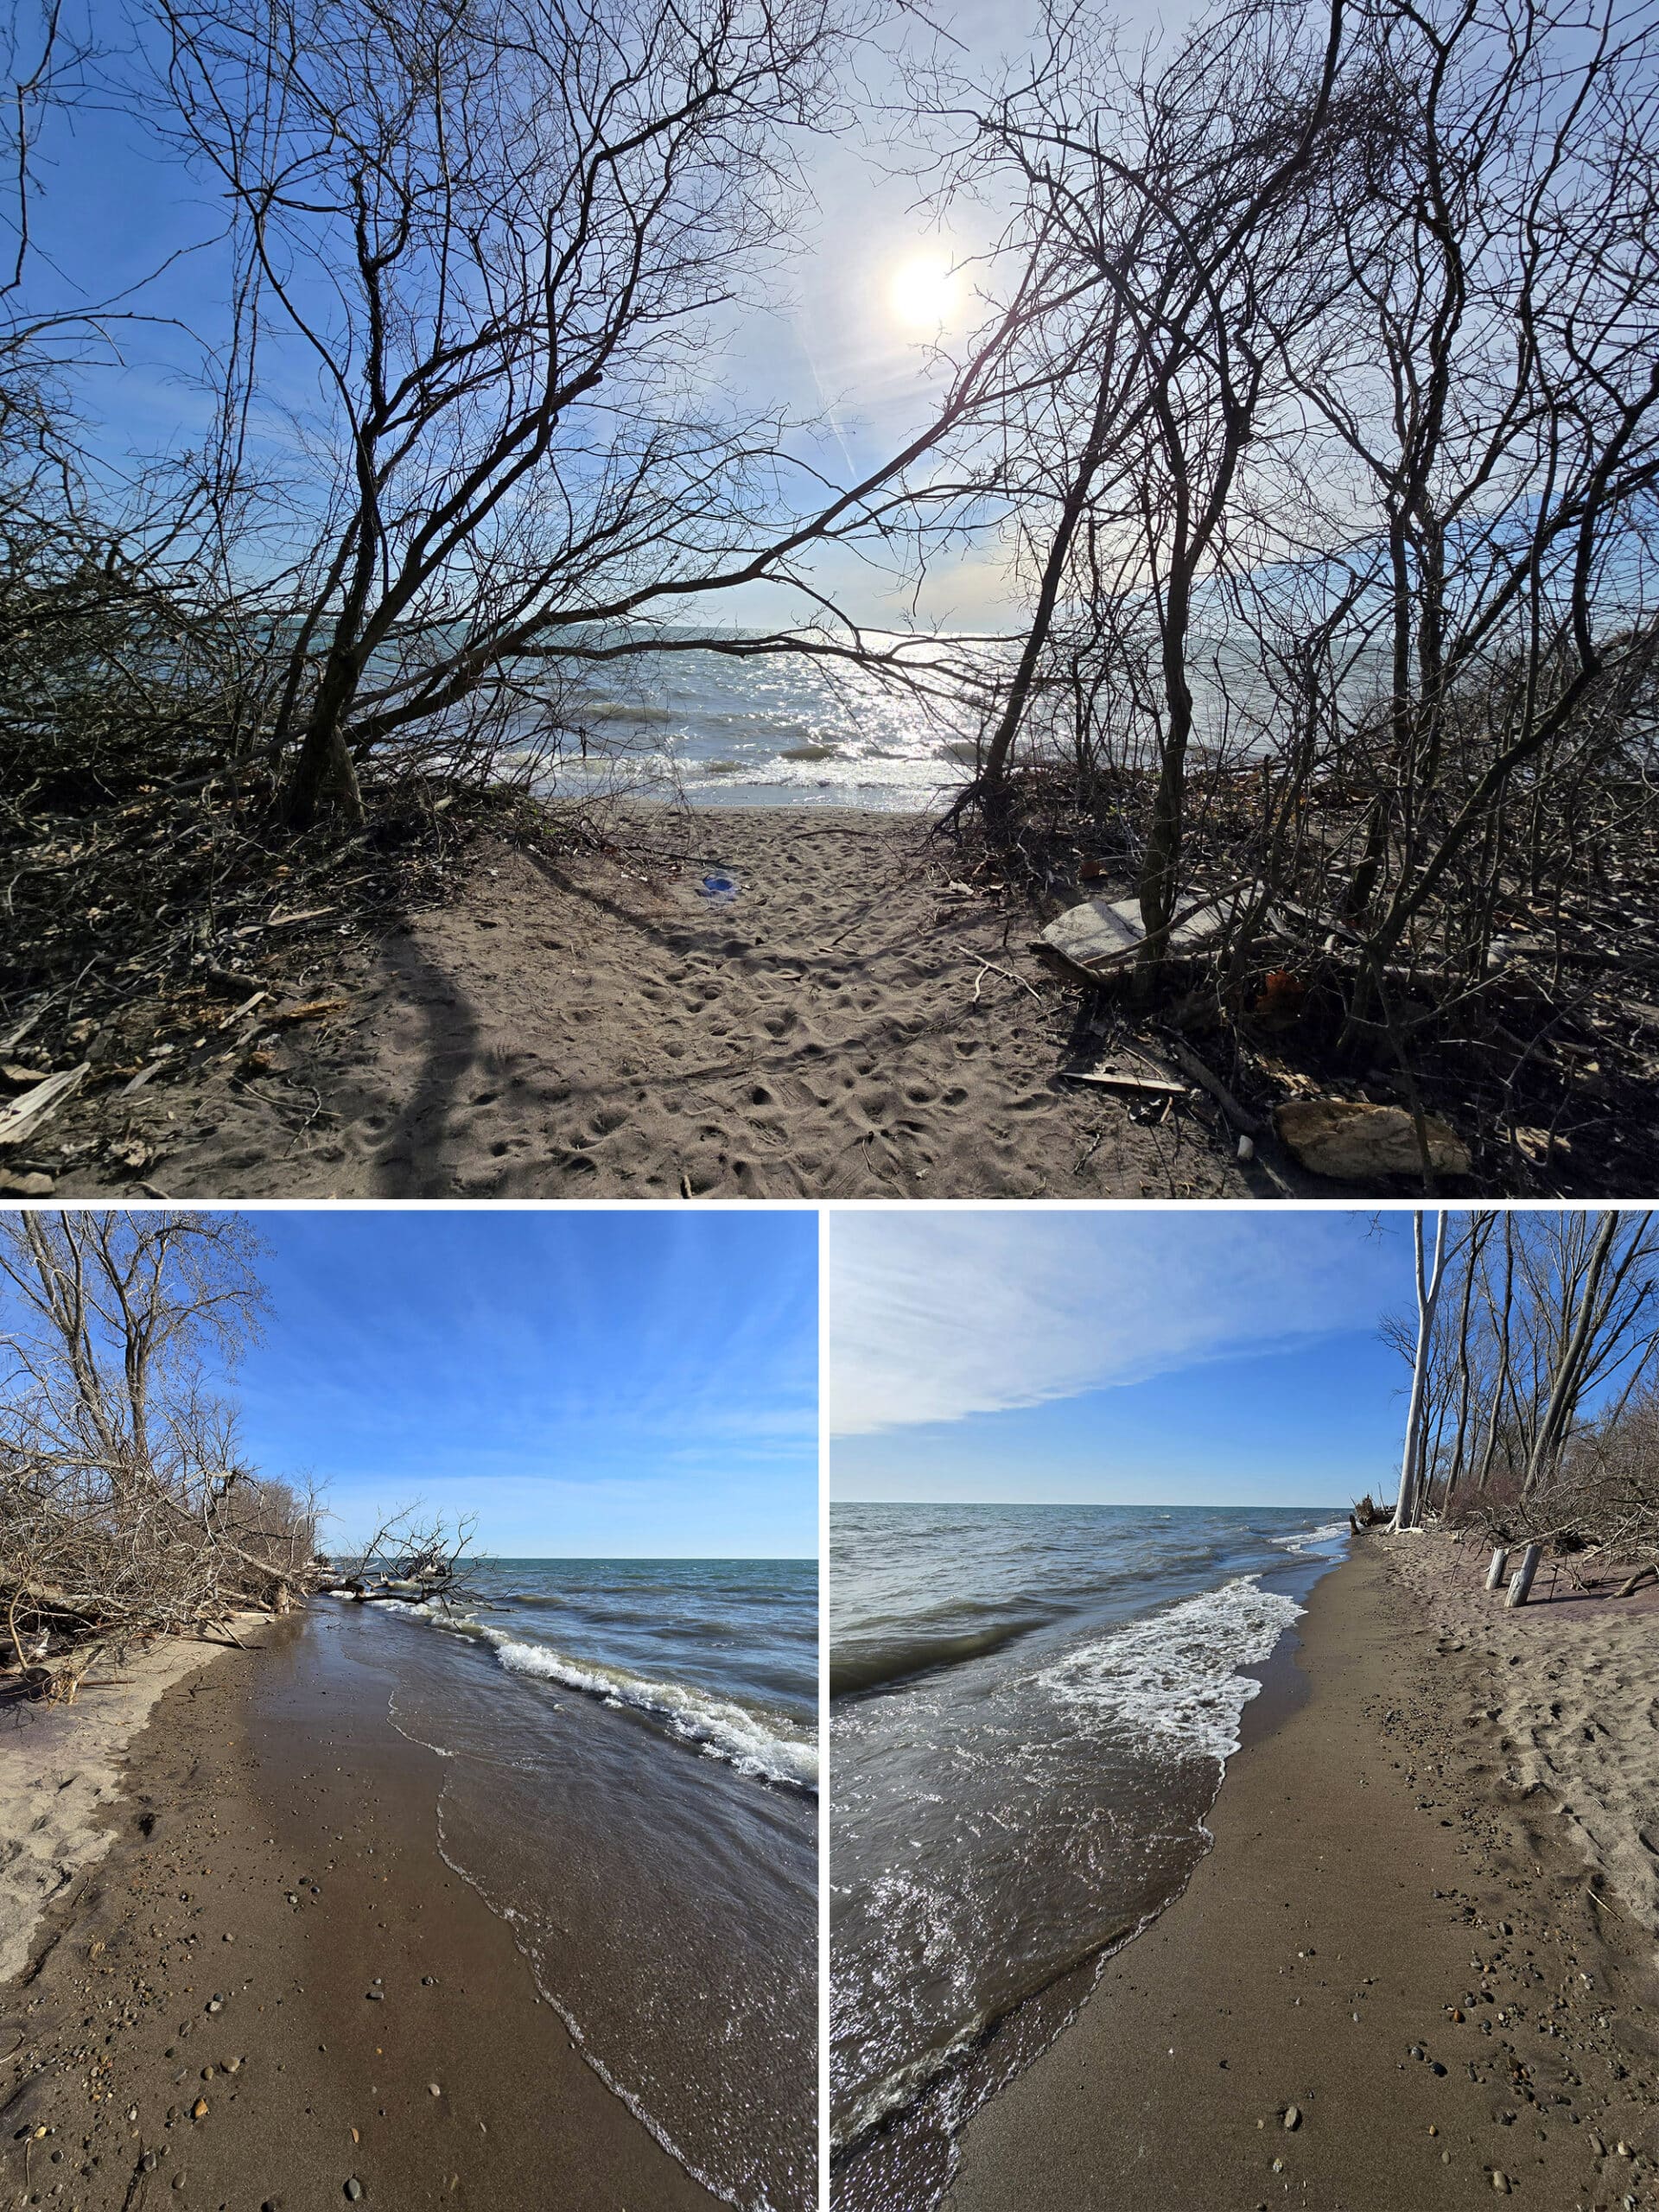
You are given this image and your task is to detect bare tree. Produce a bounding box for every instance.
[1391,1207,1452,1529]
[0,1209,315,1694]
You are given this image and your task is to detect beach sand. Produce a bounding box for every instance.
[945,1534,1659,2212]
[0,1610,716,2211]
[47,808,1266,1201]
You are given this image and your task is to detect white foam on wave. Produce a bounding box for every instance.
[377,1603,817,1793]
[1271,1520,1349,1554]
[1036,1576,1303,1762]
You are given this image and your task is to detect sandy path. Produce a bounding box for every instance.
[53,808,1261,1200]
[944,1537,1659,2212]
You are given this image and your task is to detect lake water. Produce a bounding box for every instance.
[354,1555,817,2210]
[829,1503,1348,2209]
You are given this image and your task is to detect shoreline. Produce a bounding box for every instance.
[40,804,1262,1202]
[1,1603,721,2211]
[829,1524,1342,2212]
[944,1535,1659,2210]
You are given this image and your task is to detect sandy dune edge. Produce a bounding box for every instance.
[0,1632,247,1986]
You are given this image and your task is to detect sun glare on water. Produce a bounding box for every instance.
[887,250,960,332]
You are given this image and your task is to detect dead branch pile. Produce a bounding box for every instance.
[0,1210,319,1699]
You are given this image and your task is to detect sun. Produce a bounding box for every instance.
[887,250,960,333]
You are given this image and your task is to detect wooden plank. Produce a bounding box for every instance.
[1039,879,1265,976]
[0,1063,87,1149]
[1060,1068,1192,1097]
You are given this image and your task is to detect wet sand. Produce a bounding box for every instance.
[48,808,1262,1201]
[946,1535,1659,2212]
[0,1611,715,2211]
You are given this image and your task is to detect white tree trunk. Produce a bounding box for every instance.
[1392,1210,1450,1531]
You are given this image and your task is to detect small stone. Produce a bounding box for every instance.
[1430,2061,1447,2076]
[224,2057,242,2074]
[365,1989,383,2001]
[344,2182,364,2202]
[191,2099,208,2121]
[0,1172,54,1198]
[428,2084,442,2098]
[141,2152,158,2173]
[1491,2174,1511,2195]
[1617,2142,1632,2158]
[1270,2157,1285,2174]
[1283,2107,1301,2132]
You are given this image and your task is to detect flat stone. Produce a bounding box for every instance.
[1274,1097,1471,1181]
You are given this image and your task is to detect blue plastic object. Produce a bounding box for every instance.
[698,873,739,901]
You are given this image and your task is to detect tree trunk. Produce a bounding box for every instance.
[1392,1208,1450,1530]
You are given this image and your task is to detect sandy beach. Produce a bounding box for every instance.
[41,808,1268,1202]
[945,1533,1659,2212]
[0,1610,721,2212]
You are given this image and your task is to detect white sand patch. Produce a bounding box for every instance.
[0,1634,244,1985]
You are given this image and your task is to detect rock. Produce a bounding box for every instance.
[428,2083,442,2097]
[1283,2106,1301,2131]
[344,2181,364,2202]
[1273,1097,1471,1182]
[191,2099,208,2121]
[365,1988,383,2001]
[0,1172,54,1197]
[1491,2174,1511,2194]
[224,2057,242,2074]
[1270,2157,1285,2174]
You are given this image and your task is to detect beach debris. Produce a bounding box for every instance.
[1505,1544,1541,1608]
[1236,1133,1254,1162]
[697,873,739,902]
[1059,1065,1191,1098]
[1485,1548,1510,1592]
[1039,880,1265,977]
[1272,1096,1471,1181]
[1270,2157,1285,2173]
[264,996,350,1027]
[0,1064,88,1150]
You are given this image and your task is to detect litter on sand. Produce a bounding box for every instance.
[1039,880,1265,976]
[698,873,740,902]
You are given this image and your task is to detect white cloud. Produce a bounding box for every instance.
[829,1211,1393,1434]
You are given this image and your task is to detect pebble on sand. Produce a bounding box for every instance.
[191,2099,208,2121]
[1491,2174,1511,2194]
[428,2083,442,2097]
[1283,2106,1301,2132]
[344,2181,364,2202]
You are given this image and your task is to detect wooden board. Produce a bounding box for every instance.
[1039,881,1265,976]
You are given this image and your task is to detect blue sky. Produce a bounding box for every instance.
[6,0,1171,630]
[830,1210,1414,1508]
[226,1210,817,1555]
